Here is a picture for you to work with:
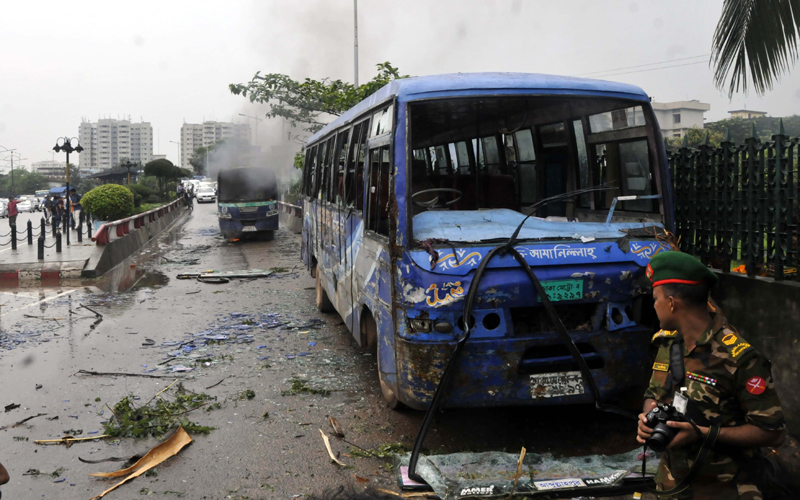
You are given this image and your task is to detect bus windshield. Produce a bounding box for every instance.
[218,167,277,203]
[408,95,662,242]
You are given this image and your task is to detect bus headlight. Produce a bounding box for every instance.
[221,206,228,214]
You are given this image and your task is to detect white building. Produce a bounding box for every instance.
[179,121,251,169]
[78,118,153,169]
[651,100,711,138]
[32,160,67,180]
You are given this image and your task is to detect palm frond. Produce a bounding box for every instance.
[711,0,800,96]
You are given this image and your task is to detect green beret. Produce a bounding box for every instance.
[646,251,718,288]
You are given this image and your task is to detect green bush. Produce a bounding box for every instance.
[126,184,155,207]
[82,184,135,221]
[143,194,161,204]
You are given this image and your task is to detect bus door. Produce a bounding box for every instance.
[364,139,397,389]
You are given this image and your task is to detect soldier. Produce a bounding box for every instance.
[636,251,785,499]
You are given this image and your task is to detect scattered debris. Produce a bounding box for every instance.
[4,403,20,412]
[0,412,47,431]
[142,338,156,346]
[34,434,110,447]
[79,454,143,465]
[282,378,330,397]
[350,443,410,459]
[23,467,66,477]
[205,377,227,390]
[77,369,176,379]
[89,426,193,500]
[238,389,256,400]
[328,416,345,438]
[102,383,217,438]
[319,429,346,466]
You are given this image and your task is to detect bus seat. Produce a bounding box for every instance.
[486,174,517,209]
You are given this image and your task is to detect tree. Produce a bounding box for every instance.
[712,0,800,96]
[143,159,190,201]
[188,141,224,175]
[665,128,726,150]
[229,62,408,134]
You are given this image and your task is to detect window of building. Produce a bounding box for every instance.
[673,113,681,124]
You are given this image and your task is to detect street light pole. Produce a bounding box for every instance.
[238,114,263,146]
[0,146,17,196]
[53,137,84,246]
[354,0,359,87]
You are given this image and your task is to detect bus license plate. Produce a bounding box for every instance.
[538,279,583,302]
[530,371,585,398]
[242,226,257,232]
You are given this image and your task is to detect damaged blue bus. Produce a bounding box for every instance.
[301,73,673,410]
[217,166,279,241]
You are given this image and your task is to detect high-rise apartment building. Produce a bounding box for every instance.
[179,121,251,169]
[78,118,153,169]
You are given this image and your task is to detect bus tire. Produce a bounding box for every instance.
[261,230,274,241]
[362,311,405,410]
[315,269,334,313]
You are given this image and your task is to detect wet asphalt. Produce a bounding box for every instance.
[0,202,648,499]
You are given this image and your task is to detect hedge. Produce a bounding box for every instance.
[82,184,135,221]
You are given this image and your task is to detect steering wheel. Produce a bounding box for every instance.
[411,188,463,209]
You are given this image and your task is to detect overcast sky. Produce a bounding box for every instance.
[1,0,799,171]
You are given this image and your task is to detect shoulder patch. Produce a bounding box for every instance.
[651,329,678,344]
[715,326,755,361]
[652,362,669,372]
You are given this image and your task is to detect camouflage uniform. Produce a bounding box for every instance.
[645,314,785,500]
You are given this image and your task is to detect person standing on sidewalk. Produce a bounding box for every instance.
[6,197,19,228]
[69,188,82,229]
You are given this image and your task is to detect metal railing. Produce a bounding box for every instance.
[670,122,799,281]
[92,198,184,245]
[277,201,302,218]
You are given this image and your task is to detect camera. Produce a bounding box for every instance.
[644,404,682,452]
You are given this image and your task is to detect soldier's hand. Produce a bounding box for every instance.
[636,400,658,444]
[636,412,654,444]
[665,421,706,449]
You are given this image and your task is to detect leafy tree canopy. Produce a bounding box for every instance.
[229,62,408,134]
[189,140,224,175]
[0,168,49,198]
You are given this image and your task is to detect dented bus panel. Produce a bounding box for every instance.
[301,73,673,409]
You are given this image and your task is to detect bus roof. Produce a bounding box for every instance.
[308,72,650,144]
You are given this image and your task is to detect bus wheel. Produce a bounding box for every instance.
[315,269,334,313]
[362,311,404,410]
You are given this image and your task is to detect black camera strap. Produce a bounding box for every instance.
[669,339,685,389]
[642,421,721,496]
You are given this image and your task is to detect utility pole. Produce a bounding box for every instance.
[354,0,359,87]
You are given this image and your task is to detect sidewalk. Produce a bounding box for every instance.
[0,211,95,286]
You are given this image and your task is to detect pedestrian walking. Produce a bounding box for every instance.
[6,197,19,228]
[43,195,51,224]
[52,196,64,230]
[69,188,82,229]
[0,458,9,497]
[637,251,787,499]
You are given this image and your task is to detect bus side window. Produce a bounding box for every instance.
[307,145,319,197]
[315,141,328,200]
[367,146,391,235]
[355,121,370,210]
[333,130,349,205]
[344,123,362,208]
[302,146,314,196]
[322,136,336,203]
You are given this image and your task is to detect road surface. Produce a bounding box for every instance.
[0,201,648,499]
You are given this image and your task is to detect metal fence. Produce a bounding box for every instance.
[670,122,799,281]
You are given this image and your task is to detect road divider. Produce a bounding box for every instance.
[82,199,188,278]
[278,201,302,233]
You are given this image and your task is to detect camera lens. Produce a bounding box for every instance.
[646,422,674,453]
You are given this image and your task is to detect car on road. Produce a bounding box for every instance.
[21,195,40,211]
[15,198,34,213]
[196,185,216,203]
